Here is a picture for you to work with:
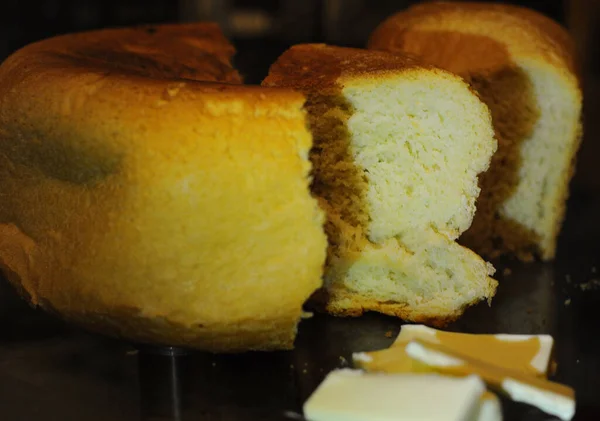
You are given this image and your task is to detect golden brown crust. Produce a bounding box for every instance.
[0,24,328,353]
[310,286,471,329]
[17,22,243,84]
[263,43,438,93]
[369,1,580,85]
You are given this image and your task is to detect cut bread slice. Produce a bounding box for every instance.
[263,44,498,325]
[369,1,583,261]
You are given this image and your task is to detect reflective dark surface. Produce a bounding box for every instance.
[1,187,600,421]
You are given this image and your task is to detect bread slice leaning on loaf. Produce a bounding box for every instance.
[263,44,498,325]
[369,1,583,261]
[0,23,328,352]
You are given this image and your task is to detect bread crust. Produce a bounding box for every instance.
[263,43,459,93]
[0,24,328,352]
[16,22,243,84]
[369,1,579,83]
[369,2,582,261]
[310,283,495,329]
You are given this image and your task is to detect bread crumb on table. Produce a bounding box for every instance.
[580,279,600,291]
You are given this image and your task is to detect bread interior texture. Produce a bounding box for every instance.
[487,62,581,258]
[370,27,583,260]
[308,71,497,320]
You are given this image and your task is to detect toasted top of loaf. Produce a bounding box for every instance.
[0,24,327,352]
[9,22,242,84]
[0,23,308,165]
[263,43,449,93]
[369,1,579,89]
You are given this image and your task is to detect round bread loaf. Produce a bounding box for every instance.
[0,23,327,352]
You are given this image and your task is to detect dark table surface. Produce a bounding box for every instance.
[0,185,599,421]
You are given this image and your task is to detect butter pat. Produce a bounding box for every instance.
[404,340,575,421]
[354,325,554,377]
[303,369,486,421]
[502,378,575,421]
[476,393,503,421]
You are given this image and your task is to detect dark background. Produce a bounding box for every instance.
[0,0,571,57]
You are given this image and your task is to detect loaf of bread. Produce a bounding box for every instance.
[0,23,328,352]
[263,44,498,325]
[369,1,583,261]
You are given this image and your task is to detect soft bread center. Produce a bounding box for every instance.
[342,72,496,243]
[329,230,495,307]
[311,71,497,312]
[500,63,581,252]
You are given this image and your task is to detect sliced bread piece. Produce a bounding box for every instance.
[369,1,583,261]
[263,44,497,325]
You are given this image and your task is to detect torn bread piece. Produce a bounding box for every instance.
[263,44,497,325]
